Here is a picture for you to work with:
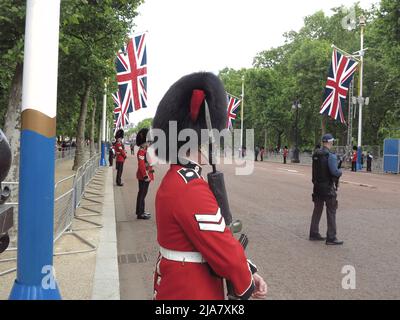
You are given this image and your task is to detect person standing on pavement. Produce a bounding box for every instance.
[351,146,358,172]
[130,140,135,155]
[114,129,127,186]
[255,146,260,161]
[260,147,265,161]
[309,134,344,245]
[367,152,373,172]
[135,128,154,220]
[108,141,115,167]
[151,72,267,300]
[283,146,289,164]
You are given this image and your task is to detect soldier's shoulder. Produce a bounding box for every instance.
[176,167,203,185]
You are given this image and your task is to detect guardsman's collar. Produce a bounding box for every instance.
[177,158,202,175]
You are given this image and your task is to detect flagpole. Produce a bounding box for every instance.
[357,16,366,171]
[100,80,107,166]
[9,0,62,300]
[240,75,245,156]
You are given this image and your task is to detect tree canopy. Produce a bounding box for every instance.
[221,1,400,150]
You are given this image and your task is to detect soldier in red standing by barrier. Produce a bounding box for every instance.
[114,129,127,186]
[135,128,154,220]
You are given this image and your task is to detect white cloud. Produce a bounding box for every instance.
[128,0,377,126]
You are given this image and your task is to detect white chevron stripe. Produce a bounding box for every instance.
[195,208,222,223]
[198,219,226,232]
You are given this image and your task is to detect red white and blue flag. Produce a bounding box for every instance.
[320,49,358,124]
[115,32,148,116]
[112,90,130,129]
[226,94,241,129]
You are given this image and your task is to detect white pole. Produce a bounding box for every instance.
[102,82,107,142]
[357,18,365,148]
[10,0,62,300]
[240,75,245,150]
[100,81,107,165]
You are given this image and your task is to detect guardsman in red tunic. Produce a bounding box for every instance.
[114,129,127,186]
[151,72,267,300]
[135,128,154,220]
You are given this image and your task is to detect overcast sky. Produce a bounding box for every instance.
[128,0,377,126]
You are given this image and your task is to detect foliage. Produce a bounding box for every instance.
[221,1,400,150]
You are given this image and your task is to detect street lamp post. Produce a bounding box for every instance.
[357,15,366,171]
[292,100,301,163]
[100,81,107,166]
[240,75,245,156]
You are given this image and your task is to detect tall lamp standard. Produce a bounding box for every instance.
[291,100,301,163]
[356,15,366,171]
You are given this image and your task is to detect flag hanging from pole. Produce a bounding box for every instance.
[115,32,148,113]
[112,90,129,131]
[320,49,358,124]
[226,94,241,129]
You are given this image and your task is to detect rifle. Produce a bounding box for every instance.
[204,101,251,300]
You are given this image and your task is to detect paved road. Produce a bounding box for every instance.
[114,154,400,300]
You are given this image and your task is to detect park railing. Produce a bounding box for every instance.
[0,153,103,275]
[55,146,76,163]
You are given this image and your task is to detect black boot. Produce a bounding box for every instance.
[326,238,344,245]
[309,233,326,241]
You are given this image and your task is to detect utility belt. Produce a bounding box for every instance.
[159,246,206,264]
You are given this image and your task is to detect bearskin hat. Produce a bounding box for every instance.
[152,72,227,161]
[115,129,124,140]
[136,128,149,146]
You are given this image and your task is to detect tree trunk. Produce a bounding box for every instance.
[72,81,91,170]
[321,114,327,136]
[3,63,23,185]
[90,96,96,157]
[276,130,283,150]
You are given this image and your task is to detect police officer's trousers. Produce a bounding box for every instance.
[310,196,338,240]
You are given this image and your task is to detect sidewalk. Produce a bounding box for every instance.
[0,160,118,300]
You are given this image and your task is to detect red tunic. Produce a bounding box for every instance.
[136,147,154,181]
[114,142,126,163]
[153,163,254,300]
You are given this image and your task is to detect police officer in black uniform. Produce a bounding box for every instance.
[309,134,344,245]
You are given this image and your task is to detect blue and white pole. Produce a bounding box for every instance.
[100,82,107,166]
[9,0,62,300]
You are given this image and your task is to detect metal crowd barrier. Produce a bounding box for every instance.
[55,147,76,163]
[0,153,104,276]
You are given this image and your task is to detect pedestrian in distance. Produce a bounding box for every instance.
[309,134,344,245]
[367,152,373,172]
[114,129,127,186]
[255,146,260,161]
[283,146,289,164]
[260,147,265,161]
[108,141,115,167]
[135,128,154,220]
[130,140,135,155]
[351,146,358,172]
[151,72,267,300]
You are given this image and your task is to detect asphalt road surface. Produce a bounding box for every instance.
[114,153,400,300]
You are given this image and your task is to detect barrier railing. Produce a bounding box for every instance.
[0,153,104,276]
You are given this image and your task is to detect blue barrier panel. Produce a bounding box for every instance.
[383,139,400,174]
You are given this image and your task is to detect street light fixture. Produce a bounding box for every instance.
[291,100,301,163]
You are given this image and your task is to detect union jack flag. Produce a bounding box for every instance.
[320,49,358,124]
[226,94,241,129]
[115,32,148,113]
[112,91,129,129]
